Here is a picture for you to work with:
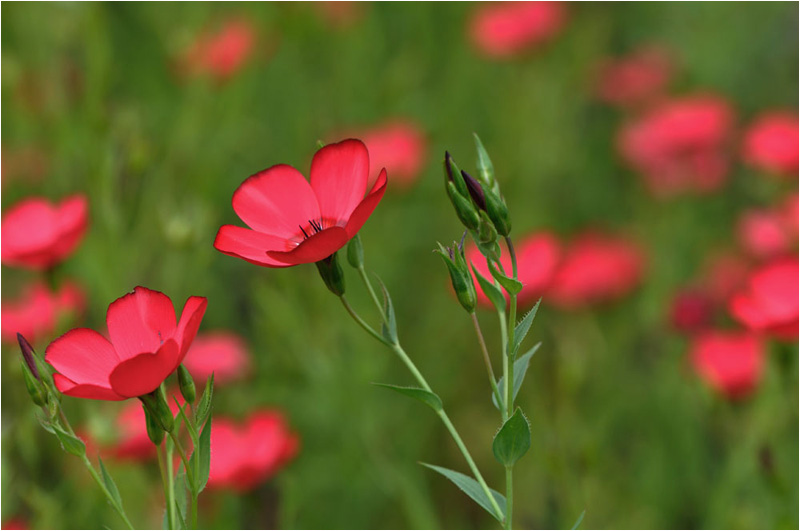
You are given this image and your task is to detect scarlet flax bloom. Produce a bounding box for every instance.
[182,332,251,385]
[690,331,765,400]
[182,19,256,81]
[357,121,427,188]
[2,281,85,344]
[595,46,672,107]
[742,111,799,176]
[214,139,387,267]
[45,287,207,400]
[729,258,799,340]
[1,194,88,269]
[469,1,567,58]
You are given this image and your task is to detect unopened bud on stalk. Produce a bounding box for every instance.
[177,365,196,403]
[483,188,511,237]
[435,239,477,313]
[460,170,487,211]
[473,133,498,193]
[347,234,364,269]
[143,403,165,446]
[446,181,481,231]
[444,151,468,198]
[477,211,498,244]
[316,252,346,296]
[17,333,39,381]
[140,389,174,433]
[21,361,46,406]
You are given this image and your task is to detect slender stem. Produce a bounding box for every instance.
[470,312,503,408]
[505,465,513,530]
[340,295,390,346]
[504,236,519,530]
[189,404,199,530]
[168,431,196,488]
[497,308,509,423]
[158,442,176,530]
[358,265,386,323]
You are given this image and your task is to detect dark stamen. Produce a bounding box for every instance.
[299,225,310,239]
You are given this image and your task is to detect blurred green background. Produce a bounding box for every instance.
[2,2,798,529]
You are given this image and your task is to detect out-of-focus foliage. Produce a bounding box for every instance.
[2,3,797,529]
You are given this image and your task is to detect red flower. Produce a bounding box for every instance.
[1,194,88,269]
[595,46,672,108]
[2,517,29,530]
[467,232,560,308]
[182,332,251,385]
[737,194,798,260]
[618,95,734,197]
[690,331,765,399]
[729,258,798,340]
[214,139,387,267]
[700,251,750,305]
[183,19,256,81]
[1,281,85,344]
[45,287,207,401]
[469,1,567,58]
[547,232,645,308]
[357,121,427,188]
[208,410,299,491]
[669,288,714,334]
[742,111,799,176]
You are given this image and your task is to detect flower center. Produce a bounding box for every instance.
[298,218,325,239]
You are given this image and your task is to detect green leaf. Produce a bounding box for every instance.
[493,343,540,410]
[98,458,123,509]
[487,259,523,295]
[53,425,86,456]
[511,298,541,357]
[174,399,198,444]
[473,133,495,189]
[198,416,212,493]
[36,413,56,434]
[421,463,505,522]
[195,373,214,427]
[373,275,397,344]
[471,264,505,312]
[492,408,531,466]
[372,383,442,412]
[571,510,586,530]
[175,468,188,527]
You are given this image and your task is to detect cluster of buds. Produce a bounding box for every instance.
[435,234,477,313]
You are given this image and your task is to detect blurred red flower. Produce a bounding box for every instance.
[469,1,566,58]
[742,111,799,176]
[183,19,256,81]
[214,139,387,267]
[737,194,798,260]
[595,46,673,107]
[729,258,798,340]
[1,281,85,344]
[669,288,714,334]
[108,397,182,461]
[700,251,750,305]
[547,232,645,308]
[45,287,207,401]
[1,195,88,270]
[690,331,764,399]
[618,95,734,197]
[467,232,560,308]
[357,121,427,188]
[2,517,28,530]
[182,332,251,385]
[313,2,364,28]
[208,410,299,491]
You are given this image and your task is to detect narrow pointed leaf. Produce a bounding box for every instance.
[98,458,123,509]
[175,468,188,527]
[471,264,505,312]
[174,399,198,444]
[36,413,56,434]
[487,260,523,295]
[421,463,505,522]
[493,343,541,409]
[198,416,212,492]
[195,373,214,427]
[492,408,531,466]
[473,133,495,188]
[53,425,86,456]
[512,298,541,357]
[372,383,442,412]
[571,510,586,530]
[373,275,398,344]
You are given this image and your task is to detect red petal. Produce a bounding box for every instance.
[231,164,320,239]
[106,287,177,361]
[175,296,208,359]
[266,227,348,265]
[344,168,387,238]
[53,373,127,401]
[213,225,293,268]
[50,195,88,262]
[1,198,58,268]
[45,328,120,388]
[310,139,369,223]
[109,339,180,398]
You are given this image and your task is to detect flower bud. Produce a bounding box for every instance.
[444,151,469,198]
[347,234,364,269]
[483,188,511,237]
[143,403,165,446]
[17,333,39,381]
[461,170,487,211]
[21,361,46,407]
[315,252,346,296]
[436,242,477,313]
[141,389,174,433]
[446,181,481,231]
[477,210,498,244]
[177,365,196,403]
[473,133,498,193]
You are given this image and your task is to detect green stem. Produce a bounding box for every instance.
[158,442,176,530]
[340,295,390,346]
[505,465,513,530]
[358,265,386,323]
[189,405,199,530]
[497,307,509,423]
[470,312,503,409]
[168,430,196,488]
[504,236,519,530]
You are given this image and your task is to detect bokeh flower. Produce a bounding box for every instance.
[736,194,798,260]
[742,111,799,176]
[618,94,734,196]
[1,281,85,344]
[669,288,714,334]
[45,286,207,401]
[107,397,182,461]
[356,121,426,188]
[469,1,567,58]
[729,258,798,340]
[214,139,387,267]
[182,19,256,82]
[595,46,673,107]
[1,517,29,530]
[208,410,299,492]
[547,232,645,308]
[1,194,88,270]
[690,331,765,399]
[467,232,560,308]
[182,332,251,385]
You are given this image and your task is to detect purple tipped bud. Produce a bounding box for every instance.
[461,170,486,211]
[17,333,40,381]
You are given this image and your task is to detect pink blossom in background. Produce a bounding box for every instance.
[595,46,673,107]
[700,251,751,305]
[1,281,85,344]
[182,19,256,81]
[742,111,799,176]
[729,258,799,340]
[669,289,714,334]
[467,232,561,308]
[313,2,363,28]
[1,195,88,270]
[208,410,299,492]
[690,331,764,400]
[1,517,29,530]
[469,1,567,58]
[618,95,734,197]
[737,194,798,260]
[547,232,645,308]
[356,121,427,189]
[182,332,251,385]
[108,398,182,461]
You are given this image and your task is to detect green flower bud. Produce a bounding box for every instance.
[435,241,477,313]
[21,361,46,407]
[346,234,364,269]
[444,151,469,198]
[143,403,165,446]
[177,365,196,403]
[477,210,498,244]
[473,133,497,193]
[483,189,511,237]
[446,181,481,231]
[140,388,174,433]
[17,333,39,380]
[316,252,346,296]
